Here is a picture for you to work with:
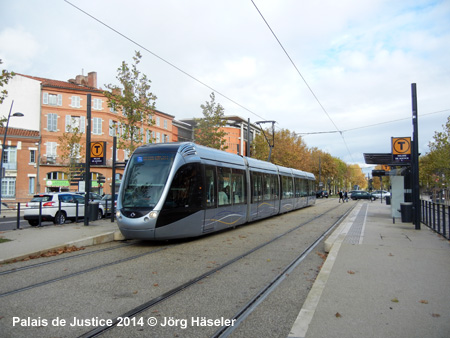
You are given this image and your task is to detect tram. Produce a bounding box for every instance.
[116,142,316,240]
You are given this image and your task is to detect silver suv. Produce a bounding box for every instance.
[24,192,103,226]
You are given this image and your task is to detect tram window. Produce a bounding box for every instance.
[251,172,263,203]
[218,167,232,206]
[232,169,246,204]
[263,174,271,201]
[295,178,304,197]
[205,166,216,208]
[164,163,202,209]
[272,175,279,199]
[281,176,293,199]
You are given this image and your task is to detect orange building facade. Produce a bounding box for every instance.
[2,72,176,204]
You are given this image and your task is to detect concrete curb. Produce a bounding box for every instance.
[0,230,120,265]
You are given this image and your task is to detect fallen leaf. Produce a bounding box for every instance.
[432,313,440,318]
[347,270,355,274]
[391,297,399,303]
[133,290,138,294]
[388,253,394,256]
[419,300,428,304]
[153,283,159,287]
[335,312,342,318]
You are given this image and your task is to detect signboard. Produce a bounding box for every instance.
[90,141,106,165]
[392,137,411,162]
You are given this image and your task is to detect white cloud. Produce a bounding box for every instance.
[0,27,41,70]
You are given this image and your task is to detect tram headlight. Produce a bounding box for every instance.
[149,210,159,219]
[116,210,122,220]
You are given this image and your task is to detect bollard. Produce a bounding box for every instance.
[16,202,20,229]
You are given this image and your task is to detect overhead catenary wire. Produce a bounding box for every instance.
[64,1,449,162]
[64,0,267,122]
[249,0,354,162]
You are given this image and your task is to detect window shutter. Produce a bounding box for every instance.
[80,116,86,133]
[65,115,71,132]
[43,92,48,104]
[57,94,62,106]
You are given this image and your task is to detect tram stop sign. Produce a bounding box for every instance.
[90,141,106,165]
[392,137,411,162]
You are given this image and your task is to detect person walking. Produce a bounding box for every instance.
[338,190,344,203]
[344,191,348,202]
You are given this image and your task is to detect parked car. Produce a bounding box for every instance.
[350,191,375,201]
[75,192,105,218]
[24,193,88,226]
[371,190,391,200]
[315,190,329,198]
[100,193,118,215]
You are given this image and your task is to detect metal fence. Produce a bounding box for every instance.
[421,200,449,239]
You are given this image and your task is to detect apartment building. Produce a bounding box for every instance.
[1,72,175,204]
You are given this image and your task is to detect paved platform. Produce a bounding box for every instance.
[0,218,120,264]
[289,201,450,338]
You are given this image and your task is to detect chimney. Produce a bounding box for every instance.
[88,72,97,88]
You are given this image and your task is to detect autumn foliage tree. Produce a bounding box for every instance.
[419,115,450,189]
[194,92,228,150]
[252,127,366,193]
[253,129,311,169]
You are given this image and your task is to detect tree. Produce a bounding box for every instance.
[253,128,310,169]
[104,51,156,154]
[0,59,16,126]
[420,115,450,189]
[194,92,228,150]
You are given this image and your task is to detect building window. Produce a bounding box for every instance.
[46,142,57,164]
[93,117,102,135]
[109,120,118,136]
[29,177,35,194]
[43,93,62,106]
[156,117,160,127]
[47,113,58,132]
[93,98,103,110]
[70,96,81,108]
[164,119,168,129]
[2,146,17,170]
[1,177,16,198]
[65,115,85,133]
[30,150,36,163]
[156,132,160,143]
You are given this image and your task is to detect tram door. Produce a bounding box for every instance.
[203,166,218,233]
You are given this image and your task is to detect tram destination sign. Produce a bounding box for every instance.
[392,137,411,162]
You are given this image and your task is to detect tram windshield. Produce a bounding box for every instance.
[121,153,175,208]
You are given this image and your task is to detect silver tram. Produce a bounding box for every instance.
[116,142,316,240]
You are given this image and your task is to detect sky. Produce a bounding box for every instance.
[1,0,449,174]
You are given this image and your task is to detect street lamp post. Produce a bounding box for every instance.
[0,100,24,215]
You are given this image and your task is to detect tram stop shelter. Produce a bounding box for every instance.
[364,153,413,221]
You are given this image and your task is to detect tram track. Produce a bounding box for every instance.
[0,244,173,298]
[0,242,135,276]
[78,202,353,338]
[0,200,352,338]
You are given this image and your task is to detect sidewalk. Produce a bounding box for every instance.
[289,201,450,338]
[0,218,120,264]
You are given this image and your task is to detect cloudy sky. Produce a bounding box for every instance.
[1,0,449,174]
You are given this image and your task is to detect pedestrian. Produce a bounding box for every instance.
[338,190,343,203]
[344,191,348,202]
